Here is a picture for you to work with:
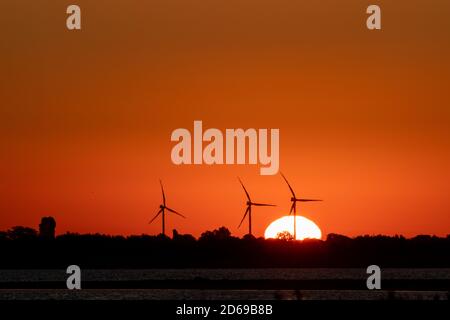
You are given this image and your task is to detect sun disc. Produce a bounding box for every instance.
[264,215,322,240]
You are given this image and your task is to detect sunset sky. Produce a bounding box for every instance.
[1,1,449,238]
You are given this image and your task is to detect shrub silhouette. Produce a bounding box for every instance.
[6,226,38,241]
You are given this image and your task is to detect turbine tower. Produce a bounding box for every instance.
[238,178,275,236]
[280,173,322,240]
[149,180,186,236]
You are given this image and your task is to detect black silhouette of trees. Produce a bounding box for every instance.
[0,219,449,268]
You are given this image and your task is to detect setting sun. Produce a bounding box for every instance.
[264,216,322,240]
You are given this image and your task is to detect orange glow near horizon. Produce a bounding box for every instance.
[1,1,450,238]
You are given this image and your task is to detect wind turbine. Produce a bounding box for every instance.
[149,180,186,236]
[280,173,322,240]
[238,178,276,236]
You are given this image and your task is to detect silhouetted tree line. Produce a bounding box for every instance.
[0,220,449,268]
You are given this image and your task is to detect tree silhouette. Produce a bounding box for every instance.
[0,220,449,268]
[276,231,294,241]
[39,216,56,239]
[7,226,38,240]
[200,226,233,241]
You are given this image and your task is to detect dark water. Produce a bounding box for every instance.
[0,289,448,300]
[1,268,449,282]
[0,269,448,300]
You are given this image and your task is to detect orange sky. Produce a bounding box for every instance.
[1,1,449,238]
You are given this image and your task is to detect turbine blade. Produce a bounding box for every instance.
[238,207,250,228]
[166,207,186,218]
[160,180,166,206]
[238,177,251,202]
[280,172,296,198]
[289,202,295,215]
[149,209,162,224]
[252,203,276,207]
[296,199,322,202]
